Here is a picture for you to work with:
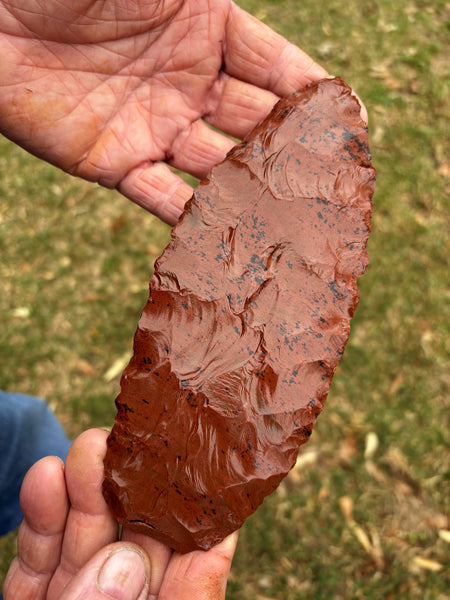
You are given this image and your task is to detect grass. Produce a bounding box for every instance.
[1,0,449,597]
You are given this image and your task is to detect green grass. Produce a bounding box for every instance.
[1,0,449,597]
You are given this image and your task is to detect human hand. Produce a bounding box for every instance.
[3,429,238,599]
[0,0,327,224]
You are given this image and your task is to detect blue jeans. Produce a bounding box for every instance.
[0,391,72,536]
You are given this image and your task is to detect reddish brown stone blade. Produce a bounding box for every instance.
[103,77,376,553]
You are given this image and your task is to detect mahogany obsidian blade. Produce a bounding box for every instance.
[103,77,376,553]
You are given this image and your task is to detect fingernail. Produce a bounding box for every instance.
[97,547,147,600]
[221,530,239,552]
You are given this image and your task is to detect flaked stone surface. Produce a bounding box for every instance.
[103,77,376,553]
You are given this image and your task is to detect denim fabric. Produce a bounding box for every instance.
[0,390,72,536]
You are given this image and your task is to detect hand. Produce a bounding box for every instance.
[3,429,238,599]
[0,0,327,224]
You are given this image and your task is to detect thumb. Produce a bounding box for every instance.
[157,531,239,599]
[59,543,150,600]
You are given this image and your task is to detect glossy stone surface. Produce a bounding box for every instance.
[103,77,376,553]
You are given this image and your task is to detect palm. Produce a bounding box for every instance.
[0,0,326,223]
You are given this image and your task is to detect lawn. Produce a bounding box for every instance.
[0,0,448,598]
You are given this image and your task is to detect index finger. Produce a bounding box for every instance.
[224,3,328,97]
[48,429,119,597]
